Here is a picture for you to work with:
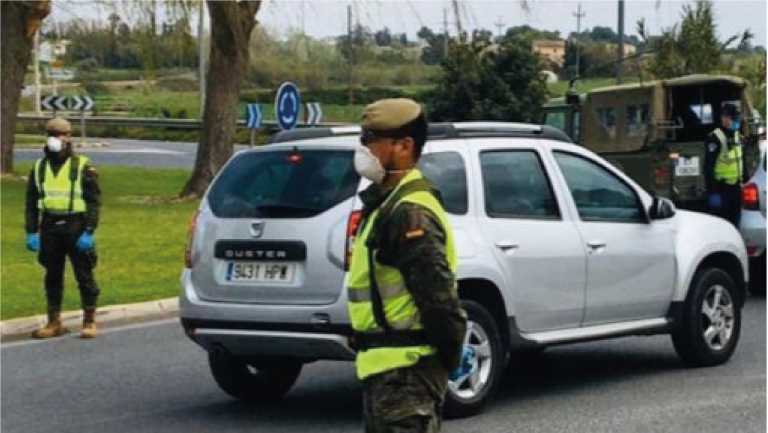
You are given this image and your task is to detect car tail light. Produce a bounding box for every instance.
[743,183,759,210]
[653,166,669,185]
[185,211,200,268]
[747,245,759,256]
[345,211,363,271]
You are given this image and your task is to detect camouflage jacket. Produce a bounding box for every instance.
[359,180,467,371]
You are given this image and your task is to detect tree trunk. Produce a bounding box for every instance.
[180,0,261,198]
[1,1,50,174]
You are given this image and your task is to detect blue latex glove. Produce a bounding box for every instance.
[708,193,723,210]
[76,231,95,252]
[449,345,477,381]
[25,233,40,252]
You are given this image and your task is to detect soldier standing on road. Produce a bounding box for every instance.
[25,117,102,339]
[347,99,473,433]
[703,103,747,227]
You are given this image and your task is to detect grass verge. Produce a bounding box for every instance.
[1,164,199,320]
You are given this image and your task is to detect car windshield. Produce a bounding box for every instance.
[207,149,360,218]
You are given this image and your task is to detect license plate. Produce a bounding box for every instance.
[226,262,296,283]
[675,157,700,177]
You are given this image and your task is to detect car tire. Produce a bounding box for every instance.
[443,300,504,419]
[208,350,303,402]
[672,268,742,367]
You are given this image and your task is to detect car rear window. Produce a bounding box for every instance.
[207,149,360,218]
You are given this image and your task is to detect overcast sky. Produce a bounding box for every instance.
[51,0,767,47]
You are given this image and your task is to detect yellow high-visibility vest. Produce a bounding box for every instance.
[713,129,743,185]
[34,156,88,213]
[347,169,457,380]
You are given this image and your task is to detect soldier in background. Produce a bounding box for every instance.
[25,117,102,339]
[703,103,747,227]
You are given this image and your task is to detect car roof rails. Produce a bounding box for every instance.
[269,122,572,144]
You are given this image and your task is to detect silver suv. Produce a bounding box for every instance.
[180,122,748,418]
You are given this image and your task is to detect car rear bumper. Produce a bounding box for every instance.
[179,269,355,361]
[740,210,766,257]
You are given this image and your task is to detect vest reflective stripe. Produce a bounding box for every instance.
[713,129,743,185]
[35,157,88,213]
[347,169,458,380]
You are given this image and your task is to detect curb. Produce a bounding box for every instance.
[0,297,179,343]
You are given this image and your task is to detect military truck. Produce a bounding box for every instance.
[543,74,763,211]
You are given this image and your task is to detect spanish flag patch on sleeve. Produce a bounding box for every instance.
[405,229,425,239]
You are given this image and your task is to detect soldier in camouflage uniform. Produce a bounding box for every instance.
[347,99,471,433]
[25,118,102,339]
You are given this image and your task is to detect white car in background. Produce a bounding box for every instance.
[740,139,766,293]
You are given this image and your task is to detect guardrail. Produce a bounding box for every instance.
[16,114,350,132]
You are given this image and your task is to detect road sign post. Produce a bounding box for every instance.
[70,96,94,143]
[275,82,301,131]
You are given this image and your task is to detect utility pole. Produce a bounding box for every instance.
[451,0,462,35]
[616,0,625,84]
[443,7,449,57]
[198,1,206,119]
[573,2,585,77]
[347,4,354,109]
[34,31,41,116]
[494,15,505,41]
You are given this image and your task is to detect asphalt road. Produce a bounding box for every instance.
[14,139,250,169]
[2,298,765,433]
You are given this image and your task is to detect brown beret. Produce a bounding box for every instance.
[361,98,422,132]
[46,117,72,134]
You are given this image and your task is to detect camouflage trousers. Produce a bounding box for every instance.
[38,214,100,308]
[362,357,448,433]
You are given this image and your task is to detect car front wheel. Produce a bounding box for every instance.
[208,350,303,402]
[672,268,742,367]
[443,300,504,419]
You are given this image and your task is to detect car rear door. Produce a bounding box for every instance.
[192,145,360,305]
[473,140,587,333]
[550,148,676,325]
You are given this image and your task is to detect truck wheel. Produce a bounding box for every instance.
[672,268,741,367]
[443,300,504,419]
[208,350,303,402]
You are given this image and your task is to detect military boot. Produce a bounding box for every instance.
[80,306,97,339]
[32,307,65,339]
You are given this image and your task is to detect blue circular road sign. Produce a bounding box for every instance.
[275,81,301,131]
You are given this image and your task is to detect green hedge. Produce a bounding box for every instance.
[240,86,419,106]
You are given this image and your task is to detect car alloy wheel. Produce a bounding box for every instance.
[701,284,735,351]
[448,320,493,400]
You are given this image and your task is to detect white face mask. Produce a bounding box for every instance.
[354,146,386,184]
[46,136,63,152]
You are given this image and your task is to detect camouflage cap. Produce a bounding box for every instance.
[361,98,422,133]
[46,117,72,134]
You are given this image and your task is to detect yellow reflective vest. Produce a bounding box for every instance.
[34,156,88,213]
[713,129,743,185]
[347,169,457,380]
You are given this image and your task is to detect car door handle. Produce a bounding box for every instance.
[587,240,607,252]
[495,241,520,253]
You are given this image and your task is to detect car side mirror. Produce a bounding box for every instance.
[649,196,676,220]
